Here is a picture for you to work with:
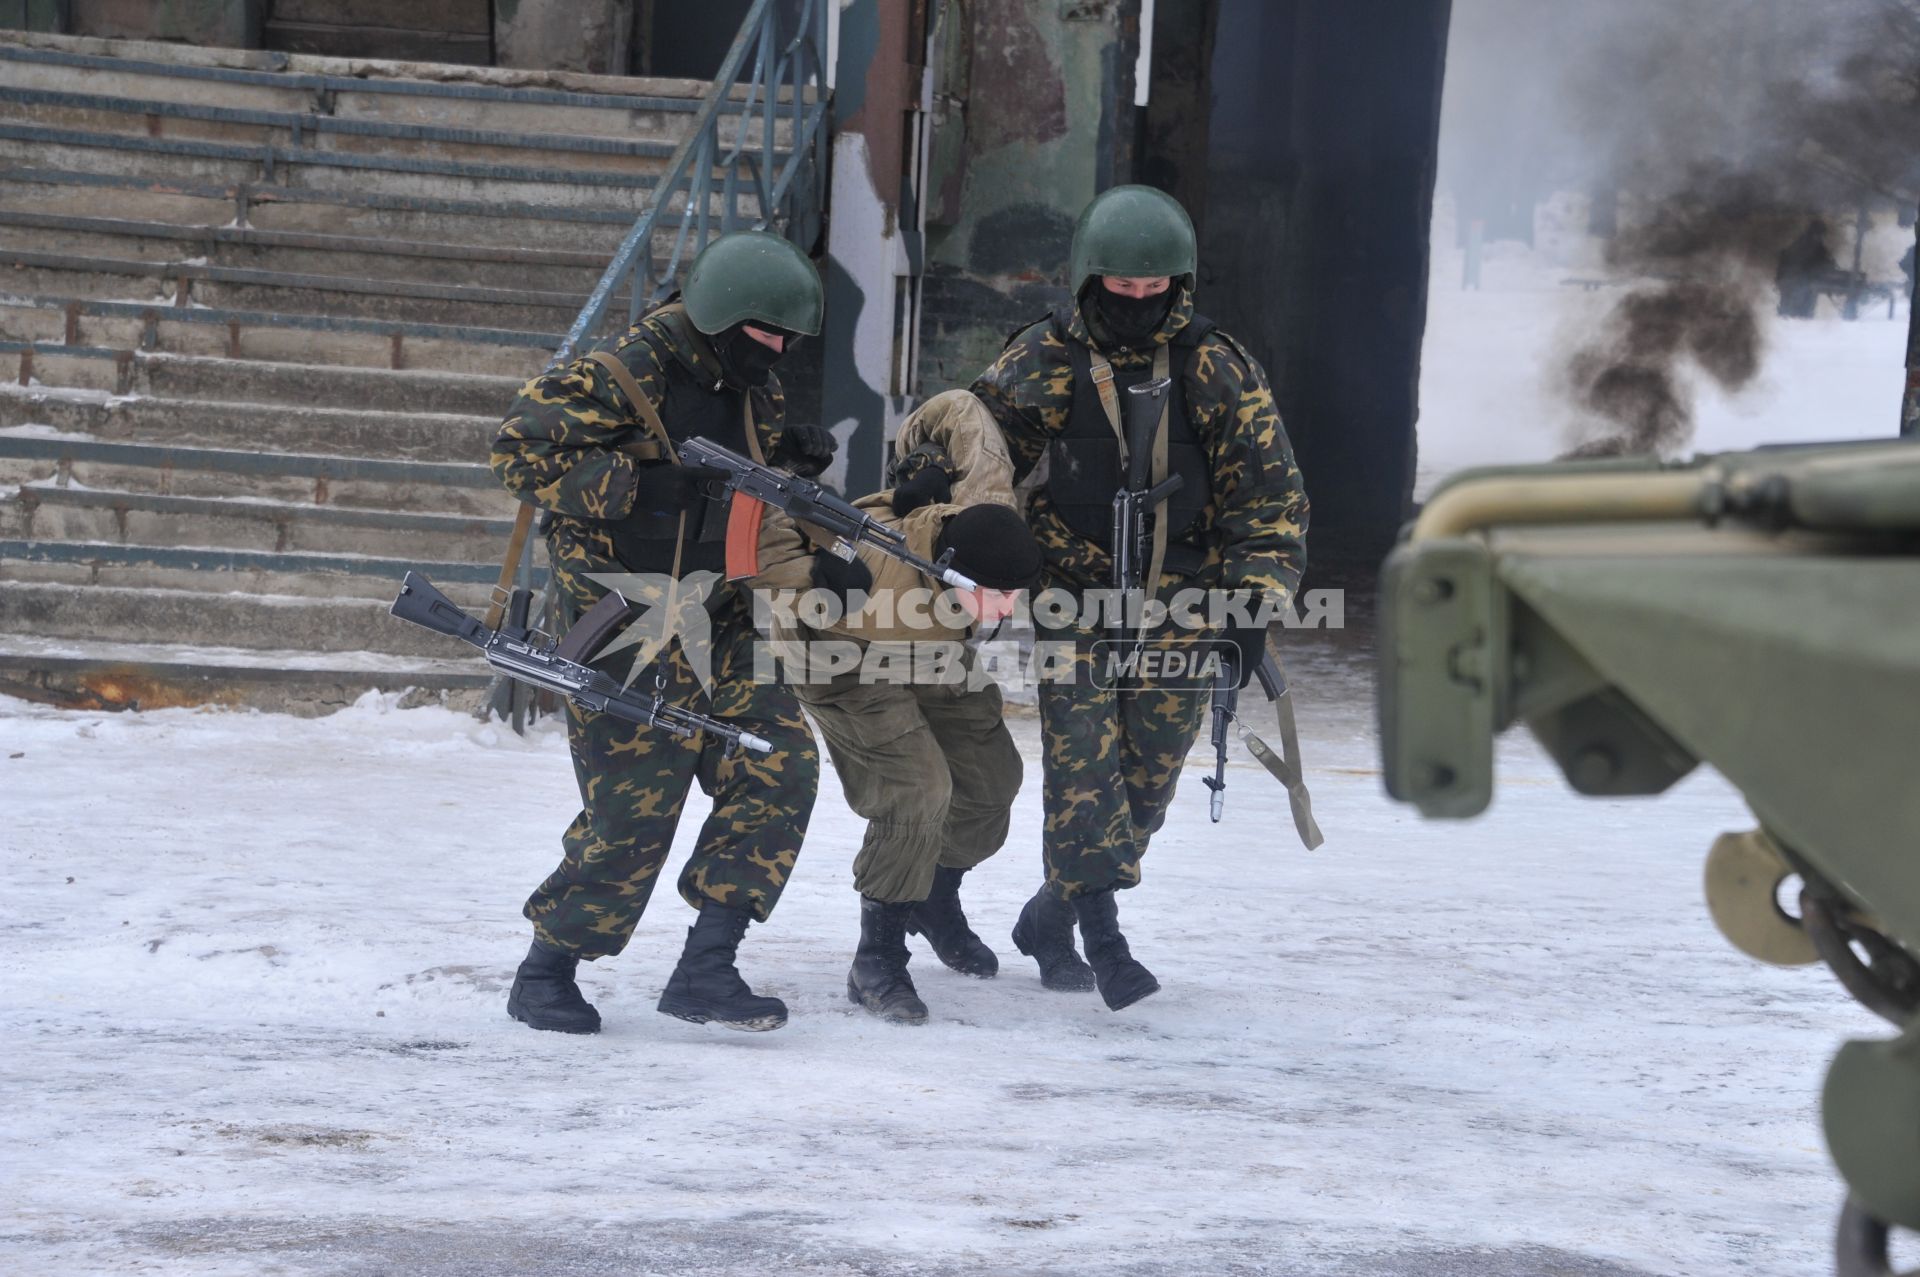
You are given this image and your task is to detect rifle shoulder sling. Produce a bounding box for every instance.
[586,350,679,462]
[1142,343,1173,610]
[484,501,536,632]
[1240,646,1324,850]
[585,348,687,587]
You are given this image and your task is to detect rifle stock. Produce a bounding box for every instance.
[392,572,490,645]
[388,571,770,753]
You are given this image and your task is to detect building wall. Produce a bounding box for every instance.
[1194,0,1452,568]
[69,0,263,45]
[915,0,1136,393]
[915,0,1452,567]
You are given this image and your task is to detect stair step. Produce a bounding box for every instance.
[0,124,725,217]
[0,633,494,715]
[0,546,506,607]
[0,35,720,142]
[152,350,524,413]
[1,345,530,414]
[0,210,619,295]
[0,247,594,331]
[0,578,491,657]
[0,384,502,463]
[0,535,509,599]
[0,166,641,254]
[1,484,514,561]
[0,86,727,180]
[0,298,559,379]
[0,429,514,516]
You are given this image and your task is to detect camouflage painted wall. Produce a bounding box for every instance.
[912,0,1451,567]
[818,0,918,497]
[915,0,1136,393]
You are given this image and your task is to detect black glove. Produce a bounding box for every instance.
[1222,620,1268,690]
[889,464,953,516]
[627,462,728,516]
[809,550,873,611]
[773,424,836,478]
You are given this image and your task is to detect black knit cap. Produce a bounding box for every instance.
[934,504,1043,591]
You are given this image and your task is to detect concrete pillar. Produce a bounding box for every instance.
[493,0,632,75]
[820,0,923,495]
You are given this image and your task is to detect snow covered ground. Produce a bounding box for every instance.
[0,635,1885,1276]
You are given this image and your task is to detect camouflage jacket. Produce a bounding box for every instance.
[490,304,788,613]
[969,284,1309,605]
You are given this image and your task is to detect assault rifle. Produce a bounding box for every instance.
[678,436,979,591]
[389,571,772,753]
[1200,642,1286,822]
[1109,376,1182,657]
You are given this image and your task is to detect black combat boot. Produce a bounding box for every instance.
[656,904,788,1032]
[1009,885,1097,992]
[506,938,602,1034]
[905,865,999,978]
[848,897,930,1024]
[1071,889,1159,1011]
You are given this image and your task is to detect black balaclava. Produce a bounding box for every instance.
[712,322,797,389]
[1087,280,1175,348]
[935,505,1044,591]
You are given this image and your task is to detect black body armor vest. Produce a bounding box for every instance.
[603,341,752,577]
[1041,306,1216,570]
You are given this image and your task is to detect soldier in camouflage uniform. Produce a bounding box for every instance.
[971,186,1309,1011]
[751,390,1041,1024]
[490,232,831,1035]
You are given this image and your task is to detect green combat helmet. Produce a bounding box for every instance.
[1374,438,1920,1275]
[681,231,824,337]
[1068,185,1198,295]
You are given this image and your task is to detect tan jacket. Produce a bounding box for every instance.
[751,389,1017,647]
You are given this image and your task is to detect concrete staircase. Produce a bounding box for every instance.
[0,30,763,713]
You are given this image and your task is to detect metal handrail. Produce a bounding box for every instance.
[485,0,831,725]
[551,0,830,365]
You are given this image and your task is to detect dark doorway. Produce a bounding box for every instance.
[0,0,68,32]
[263,0,492,65]
[1141,0,1453,574]
[637,0,804,80]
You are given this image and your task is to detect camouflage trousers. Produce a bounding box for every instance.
[526,612,819,960]
[799,650,1022,902]
[1034,596,1209,900]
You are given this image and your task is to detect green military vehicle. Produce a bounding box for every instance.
[1376,438,1920,1275]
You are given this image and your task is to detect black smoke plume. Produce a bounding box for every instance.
[1561,0,1920,457]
